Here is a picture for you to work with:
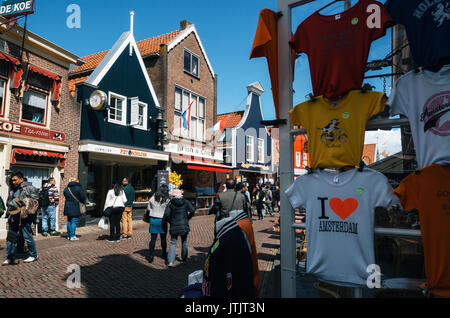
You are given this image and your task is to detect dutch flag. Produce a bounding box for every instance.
[182,100,194,130]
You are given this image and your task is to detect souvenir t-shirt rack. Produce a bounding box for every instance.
[263,0,450,297]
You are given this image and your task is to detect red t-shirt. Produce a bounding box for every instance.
[289,0,393,99]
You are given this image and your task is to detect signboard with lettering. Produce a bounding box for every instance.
[157,170,169,190]
[165,142,222,161]
[0,120,66,143]
[78,143,169,161]
[0,0,34,18]
[238,163,272,173]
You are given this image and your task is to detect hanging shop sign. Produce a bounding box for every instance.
[0,120,66,142]
[0,0,34,18]
[238,163,272,173]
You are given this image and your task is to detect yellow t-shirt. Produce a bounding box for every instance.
[289,90,386,170]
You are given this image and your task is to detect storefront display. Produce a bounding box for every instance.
[286,167,398,287]
[394,163,450,298]
[289,90,386,169]
[384,0,450,70]
[387,69,450,168]
[288,0,393,99]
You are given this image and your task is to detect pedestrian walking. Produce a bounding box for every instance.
[163,189,195,267]
[147,184,170,263]
[121,177,135,240]
[3,171,40,265]
[63,178,86,241]
[263,184,274,217]
[40,177,61,237]
[253,185,265,221]
[103,182,127,243]
[215,179,248,221]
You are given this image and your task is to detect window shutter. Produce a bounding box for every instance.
[130,97,140,126]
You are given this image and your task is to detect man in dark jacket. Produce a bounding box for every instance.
[3,171,39,265]
[63,178,86,241]
[41,177,60,237]
[213,179,248,220]
[121,177,135,240]
[163,189,195,267]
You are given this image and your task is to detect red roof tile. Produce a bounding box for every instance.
[217,111,244,130]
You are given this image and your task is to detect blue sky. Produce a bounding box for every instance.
[19,0,392,121]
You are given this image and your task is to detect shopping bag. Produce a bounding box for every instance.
[98,216,109,230]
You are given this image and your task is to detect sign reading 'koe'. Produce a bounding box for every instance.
[0,0,34,18]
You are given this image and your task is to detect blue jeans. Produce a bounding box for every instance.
[42,205,57,232]
[6,223,38,261]
[168,234,188,264]
[67,217,79,239]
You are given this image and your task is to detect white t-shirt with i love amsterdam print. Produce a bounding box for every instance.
[387,70,450,169]
[286,168,398,287]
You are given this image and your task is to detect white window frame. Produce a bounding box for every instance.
[246,135,254,163]
[21,88,49,127]
[174,86,206,142]
[183,49,200,77]
[257,138,264,163]
[108,92,127,126]
[134,101,148,131]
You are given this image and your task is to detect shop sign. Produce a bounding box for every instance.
[166,142,222,161]
[157,170,169,190]
[0,0,34,18]
[239,163,271,172]
[0,120,66,143]
[79,143,169,161]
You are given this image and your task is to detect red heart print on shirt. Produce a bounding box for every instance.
[329,198,358,220]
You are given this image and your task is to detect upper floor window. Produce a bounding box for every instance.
[173,86,206,142]
[257,138,264,163]
[184,49,199,77]
[246,136,254,163]
[108,92,127,126]
[22,90,48,125]
[0,78,6,117]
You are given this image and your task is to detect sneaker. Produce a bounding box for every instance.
[120,235,128,241]
[50,231,61,236]
[106,238,115,243]
[2,259,13,266]
[23,256,38,263]
[167,262,174,267]
[70,237,79,241]
[127,235,132,240]
[42,232,49,237]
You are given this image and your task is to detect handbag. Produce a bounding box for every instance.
[98,216,109,230]
[143,209,150,223]
[103,196,118,217]
[68,187,86,215]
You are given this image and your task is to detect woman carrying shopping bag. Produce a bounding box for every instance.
[163,189,195,267]
[63,178,86,241]
[103,182,127,242]
[147,184,170,263]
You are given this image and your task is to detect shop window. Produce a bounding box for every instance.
[108,92,127,126]
[246,135,254,162]
[22,89,47,125]
[184,49,199,77]
[257,138,264,163]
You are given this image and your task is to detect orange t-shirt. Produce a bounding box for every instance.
[394,164,450,298]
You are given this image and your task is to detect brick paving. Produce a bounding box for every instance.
[0,212,280,298]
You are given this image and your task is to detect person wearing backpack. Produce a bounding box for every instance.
[40,177,60,237]
[63,178,86,241]
[3,171,40,265]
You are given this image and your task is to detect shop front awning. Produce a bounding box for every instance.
[186,160,233,173]
[28,64,61,81]
[0,52,21,66]
[11,148,66,166]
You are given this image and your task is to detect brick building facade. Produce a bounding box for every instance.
[0,19,81,238]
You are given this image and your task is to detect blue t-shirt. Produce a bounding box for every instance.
[385,0,450,69]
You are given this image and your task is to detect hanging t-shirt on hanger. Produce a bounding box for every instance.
[289,0,393,99]
[387,69,450,168]
[289,90,386,169]
[384,0,450,70]
[394,164,450,298]
[286,168,398,287]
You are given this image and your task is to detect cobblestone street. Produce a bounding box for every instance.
[0,213,280,298]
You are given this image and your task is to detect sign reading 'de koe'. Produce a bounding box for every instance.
[0,0,34,18]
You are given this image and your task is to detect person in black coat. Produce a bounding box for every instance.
[63,178,86,241]
[163,189,195,267]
